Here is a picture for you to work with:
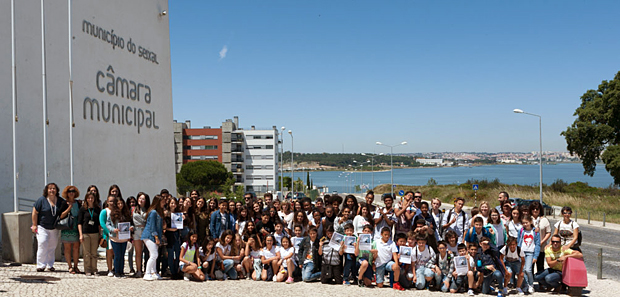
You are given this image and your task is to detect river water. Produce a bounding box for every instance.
[284,163,616,193]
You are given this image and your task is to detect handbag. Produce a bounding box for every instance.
[99,237,107,248]
[55,214,74,231]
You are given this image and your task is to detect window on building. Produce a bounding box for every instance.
[189,145,218,150]
[266,145,273,149]
[186,135,218,140]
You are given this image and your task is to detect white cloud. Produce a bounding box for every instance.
[219,45,228,60]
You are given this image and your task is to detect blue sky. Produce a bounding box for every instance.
[169,1,620,154]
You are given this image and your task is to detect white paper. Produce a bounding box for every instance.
[329,232,345,249]
[344,236,356,254]
[118,222,131,240]
[171,212,184,229]
[293,237,303,253]
[399,246,412,264]
[455,256,468,275]
[359,234,372,251]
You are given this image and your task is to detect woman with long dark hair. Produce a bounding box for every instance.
[106,197,134,278]
[132,192,151,278]
[195,197,209,246]
[78,193,101,276]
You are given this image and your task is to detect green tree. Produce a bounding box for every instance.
[562,71,620,185]
[279,176,292,190]
[177,161,233,194]
[427,177,438,186]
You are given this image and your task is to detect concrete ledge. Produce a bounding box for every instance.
[2,211,34,263]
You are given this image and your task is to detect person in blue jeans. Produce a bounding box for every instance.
[517,216,540,294]
[164,198,181,278]
[500,237,525,295]
[105,196,134,278]
[342,223,357,284]
[215,230,238,280]
[535,235,583,293]
[297,226,322,282]
[475,237,506,297]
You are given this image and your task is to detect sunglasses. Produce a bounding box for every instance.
[563,212,572,215]
[68,189,76,193]
[551,241,561,244]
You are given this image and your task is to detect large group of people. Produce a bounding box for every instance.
[31,185,584,296]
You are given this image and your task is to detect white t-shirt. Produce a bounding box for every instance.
[373,208,397,240]
[491,223,505,246]
[520,229,537,253]
[261,245,277,259]
[474,214,489,226]
[181,242,197,263]
[215,242,231,261]
[500,245,525,262]
[507,220,522,238]
[198,247,215,262]
[413,245,436,270]
[534,216,551,246]
[279,246,296,268]
[249,249,261,259]
[446,243,458,255]
[353,215,371,237]
[375,239,398,267]
[279,211,294,226]
[274,232,287,246]
[554,220,579,246]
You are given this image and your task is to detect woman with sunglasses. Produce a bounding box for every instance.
[552,206,580,252]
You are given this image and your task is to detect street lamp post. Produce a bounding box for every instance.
[362,152,383,190]
[280,127,285,194]
[288,130,294,194]
[376,141,408,198]
[513,109,543,204]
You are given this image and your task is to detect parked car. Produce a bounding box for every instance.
[509,198,553,216]
[286,192,306,200]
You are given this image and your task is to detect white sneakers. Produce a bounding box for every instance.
[143,274,154,281]
[517,287,525,295]
[155,273,163,280]
[468,289,475,296]
[184,273,191,281]
[107,271,113,277]
[528,285,535,294]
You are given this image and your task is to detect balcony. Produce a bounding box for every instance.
[231,157,244,163]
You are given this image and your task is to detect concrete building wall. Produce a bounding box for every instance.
[0,0,175,239]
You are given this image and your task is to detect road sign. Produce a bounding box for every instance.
[398,190,404,196]
[472,184,479,191]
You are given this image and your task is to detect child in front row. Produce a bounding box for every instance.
[412,233,437,290]
[433,241,454,292]
[276,236,296,283]
[449,243,471,294]
[179,231,206,281]
[242,235,262,280]
[342,223,357,285]
[500,236,525,294]
[355,225,377,287]
[395,233,413,289]
[467,243,483,295]
[198,237,216,280]
[375,226,405,290]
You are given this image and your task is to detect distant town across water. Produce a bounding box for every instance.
[284,163,615,194]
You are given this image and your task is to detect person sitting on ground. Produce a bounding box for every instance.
[535,234,583,293]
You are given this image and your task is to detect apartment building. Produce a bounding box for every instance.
[174,117,279,193]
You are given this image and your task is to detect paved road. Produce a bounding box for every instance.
[548,219,620,281]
